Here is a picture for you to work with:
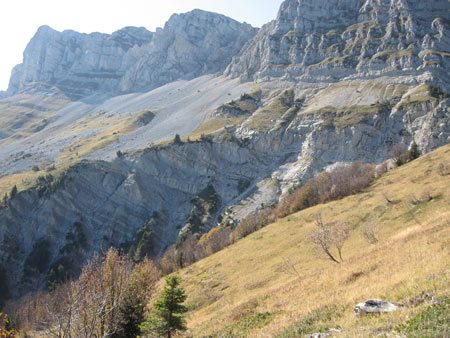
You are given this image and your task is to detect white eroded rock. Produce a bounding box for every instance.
[354,299,399,316]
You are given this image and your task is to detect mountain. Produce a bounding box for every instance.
[225,0,450,85]
[7,10,257,99]
[0,0,449,305]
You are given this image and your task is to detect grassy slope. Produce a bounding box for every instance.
[177,144,450,337]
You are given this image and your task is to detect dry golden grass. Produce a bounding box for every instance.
[174,144,450,337]
[192,115,248,137]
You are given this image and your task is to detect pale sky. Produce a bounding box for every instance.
[0,0,284,91]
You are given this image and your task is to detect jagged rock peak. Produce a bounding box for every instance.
[225,0,450,86]
[119,9,257,93]
[7,10,257,99]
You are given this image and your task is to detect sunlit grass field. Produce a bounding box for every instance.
[175,144,450,337]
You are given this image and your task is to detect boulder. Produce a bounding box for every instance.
[306,333,331,338]
[354,299,398,316]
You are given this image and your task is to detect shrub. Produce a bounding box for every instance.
[360,221,380,244]
[8,249,160,337]
[23,239,51,275]
[0,313,18,338]
[309,215,350,263]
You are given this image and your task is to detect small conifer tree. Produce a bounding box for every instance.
[9,185,17,199]
[140,275,187,338]
[408,141,420,161]
[173,134,182,144]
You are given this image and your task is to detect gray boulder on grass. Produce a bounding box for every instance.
[354,299,398,316]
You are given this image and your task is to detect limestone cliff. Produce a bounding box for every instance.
[7,10,257,99]
[225,0,450,87]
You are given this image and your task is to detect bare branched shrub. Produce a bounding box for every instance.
[360,221,380,244]
[309,215,350,264]
[231,208,273,243]
[375,161,389,177]
[277,257,301,279]
[159,246,178,274]
[199,226,232,256]
[7,249,160,337]
[390,143,407,161]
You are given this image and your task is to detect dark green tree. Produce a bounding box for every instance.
[140,275,187,338]
[113,283,146,338]
[408,141,420,161]
[9,185,17,199]
[173,134,182,144]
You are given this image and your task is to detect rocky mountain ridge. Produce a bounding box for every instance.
[225,0,450,87]
[7,9,257,99]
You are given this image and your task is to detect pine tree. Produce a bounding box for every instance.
[173,134,182,144]
[140,275,187,338]
[408,141,420,161]
[113,283,145,338]
[9,185,17,199]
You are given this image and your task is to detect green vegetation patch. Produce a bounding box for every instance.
[275,305,346,338]
[132,110,155,127]
[307,55,354,69]
[397,296,450,337]
[0,265,9,306]
[35,169,69,197]
[314,101,392,129]
[193,88,262,136]
[246,89,296,132]
[24,238,52,275]
[212,312,275,338]
[127,212,162,261]
[400,84,449,107]
[371,49,416,63]
[181,184,222,239]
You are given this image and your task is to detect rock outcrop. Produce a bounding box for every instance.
[225,0,450,87]
[7,10,257,99]
[354,299,399,316]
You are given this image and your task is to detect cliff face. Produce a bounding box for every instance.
[1,78,448,300]
[7,10,257,99]
[225,0,450,86]
[119,10,257,93]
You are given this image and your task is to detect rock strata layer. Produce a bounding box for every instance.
[225,0,450,87]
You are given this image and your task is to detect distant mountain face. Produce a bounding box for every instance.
[225,0,450,86]
[7,9,257,99]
